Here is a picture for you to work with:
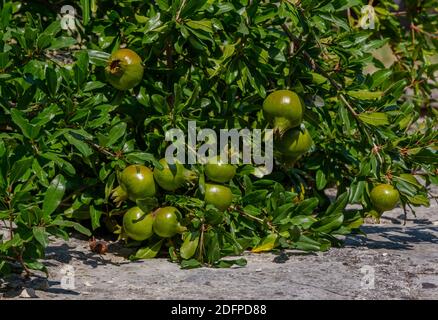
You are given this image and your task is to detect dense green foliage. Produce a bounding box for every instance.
[0,0,437,274]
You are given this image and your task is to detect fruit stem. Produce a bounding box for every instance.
[177,225,187,233]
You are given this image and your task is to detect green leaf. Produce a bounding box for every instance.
[48,37,76,50]
[104,172,116,203]
[293,198,319,216]
[90,205,102,230]
[0,52,10,69]
[313,212,344,233]
[9,157,33,184]
[407,148,438,165]
[42,174,66,216]
[214,258,247,268]
[186,19,213,33]
[105,122,127,147]
[180,258,202,269]
[316,169,327,190]
[311,72,328,84]
[251,233,278,253]
[10,109,41,139]
[52,219,91,236]
[32,227,49,247]
[293,235,322,251]
[0,2,12,29]
[180,231,200,260]
[289,215,317,229]
[130,239,163,260]
[126,152,162,168]
[325,192,349,216]
[80,0,90,25]
[25,261,47,273]
[370,69,392,89]
[205,230,221,263]
[83,81,106,92]
[88,50,111,66]
[349,180,366,203]
[347,90,383,100]
[406,195,429,207]
[357,112,389,126]
[45,67,58,96]
[65,133,93,157]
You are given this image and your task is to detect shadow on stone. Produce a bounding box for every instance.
[46,242,126,268]
[272,250,318,264]
[346,225,438,250]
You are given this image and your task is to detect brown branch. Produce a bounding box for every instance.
[339,94,358,117]
[410,23,438,39]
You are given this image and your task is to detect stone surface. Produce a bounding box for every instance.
[1,188,437,300]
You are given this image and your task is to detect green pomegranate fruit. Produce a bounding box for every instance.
[370,184,400,213]
[111,165,156,206]
[276,127,313,163]
[105,49,144,90]
[205,157,236,183]
[152,206,186,238]
[204,183,233,212]
[263,90,304,134]
[153,158,197,191]
[123,207,155,241]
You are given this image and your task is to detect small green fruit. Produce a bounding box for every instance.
[153,206,186,238]
[112,165,156,206]
[205,157,236,183]
[370,184,400,213]
[204,184,233,212]
[263,90,304,134]
[123,207,154,241]
[153,158,197,191]
[105,48,144,90]
[276,127,313,162]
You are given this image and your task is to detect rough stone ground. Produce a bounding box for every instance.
[1,188,437,300]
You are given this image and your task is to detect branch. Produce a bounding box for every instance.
[281,23,384,162]
[281,24,342,91]
[339,94,358,117]
[175,0,187,23]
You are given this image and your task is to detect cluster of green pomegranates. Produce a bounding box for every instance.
[111,158,237,242]
[262,90,313,166]
[103,48,406,243]
[103,48,314,167]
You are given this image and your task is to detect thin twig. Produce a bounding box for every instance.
[175,0,187,23]
[411,23,438,39]
[281,24,343,91]
[232,205,265,224]
[339,94,358,117]
[9,212,13,240]
[197,223,205,263]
